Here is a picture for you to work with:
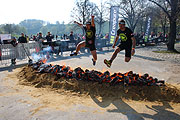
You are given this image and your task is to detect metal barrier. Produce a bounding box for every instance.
[0,38,112,66]
[0,42,40,66]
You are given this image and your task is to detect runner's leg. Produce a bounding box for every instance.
[109,47,121,63]
[125,57,131,62]
[124,47,132,62]
[75,41,86,53]
[91,50,97,61]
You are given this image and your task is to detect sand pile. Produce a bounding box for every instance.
[18,65,180,103]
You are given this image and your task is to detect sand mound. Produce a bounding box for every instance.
[18,65,180,103]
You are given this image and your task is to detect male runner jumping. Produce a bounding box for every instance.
[70,15,97,66]
[104,19,136,67]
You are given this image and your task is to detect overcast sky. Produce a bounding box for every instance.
[0,0,102,24]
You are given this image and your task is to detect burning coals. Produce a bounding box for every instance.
[29,60,165,86]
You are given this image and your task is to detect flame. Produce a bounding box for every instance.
[42,59,47,64]
[102,67,107,73]
[62,61,67,66]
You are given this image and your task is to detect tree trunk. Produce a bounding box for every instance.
[99,23,102,35]
[167,20,176,51]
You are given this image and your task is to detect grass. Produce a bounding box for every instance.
[153,50,180,54]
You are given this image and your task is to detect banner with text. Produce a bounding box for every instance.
[0,34,11,43]
[144,17,151,43]
[109,6,119,44]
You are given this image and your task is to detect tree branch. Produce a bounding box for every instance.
[165,0,171,6]
[149,0,171,19]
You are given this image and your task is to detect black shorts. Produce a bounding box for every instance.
[85,40,96,51]
[117,44,132,58]
[85,44,96,51]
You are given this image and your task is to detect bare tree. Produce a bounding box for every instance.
[147,5,169,36]
[94,1,109,34]
[71,0,97,34]
[148,0,180,51]
[109,0,147,32]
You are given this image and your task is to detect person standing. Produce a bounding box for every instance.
[104,19,136,67]
[10,37,18,65]
[18,33,28,59]
[69,31,74,42]
[36,32,45,50]
[70,15,97,66]
[46,32,54,45]
[18,33,27,43]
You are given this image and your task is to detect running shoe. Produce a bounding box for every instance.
[92,59,96,66]
[70,52,77,56]
[104,59,111,68]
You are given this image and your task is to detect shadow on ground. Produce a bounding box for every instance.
[0,63,27,72]
[17,65,180,120]
[90,93,180,120]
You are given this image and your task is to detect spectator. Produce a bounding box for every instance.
[0,37,2,44]
[36,32,44,41]
[37,32,45,50]
[10,37,18,65]
[33,35,37,41]
[18,33,27,43]
[69,31,74,42]
[104,33,109,39]
[26,36,29,42]
[10,37,18,47]
[46,32,54,49]
[46,32,54,43]
[56,35,58,40]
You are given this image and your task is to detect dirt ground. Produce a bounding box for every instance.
[0,68,180,120]
[0,44,180,120]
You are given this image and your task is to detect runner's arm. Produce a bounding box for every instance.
[74,21,83,28]
[113,35,119,48]
[131,36,136,56]
[131,36,136,49]
[91,15,95,27]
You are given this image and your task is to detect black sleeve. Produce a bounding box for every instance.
[128,28,134,37]
[18,37,21,43]
[117,29,120,36]
[83,26,86,31]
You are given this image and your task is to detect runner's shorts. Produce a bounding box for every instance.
[117,43,132,58]
[85,41,96,51]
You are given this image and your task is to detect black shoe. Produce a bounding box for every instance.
[92,59,96,66]
[70,52,77,56]
[11,58,16,65]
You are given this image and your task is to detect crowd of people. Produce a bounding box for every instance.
[0,30,173,50]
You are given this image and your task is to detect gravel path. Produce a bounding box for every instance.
[135,43,180,64]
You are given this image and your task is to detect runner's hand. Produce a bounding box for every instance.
[131,48,135,56]
[112,44,115,48]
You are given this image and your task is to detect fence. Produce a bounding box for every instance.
[0,42,40,66]
[0,38,112,66]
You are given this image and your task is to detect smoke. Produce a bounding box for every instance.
[32,46,53,62]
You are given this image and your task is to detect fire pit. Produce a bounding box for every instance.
[29,60,165,86]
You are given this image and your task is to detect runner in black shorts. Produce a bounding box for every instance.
[70,15,97,66]
[104,19,136,68]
